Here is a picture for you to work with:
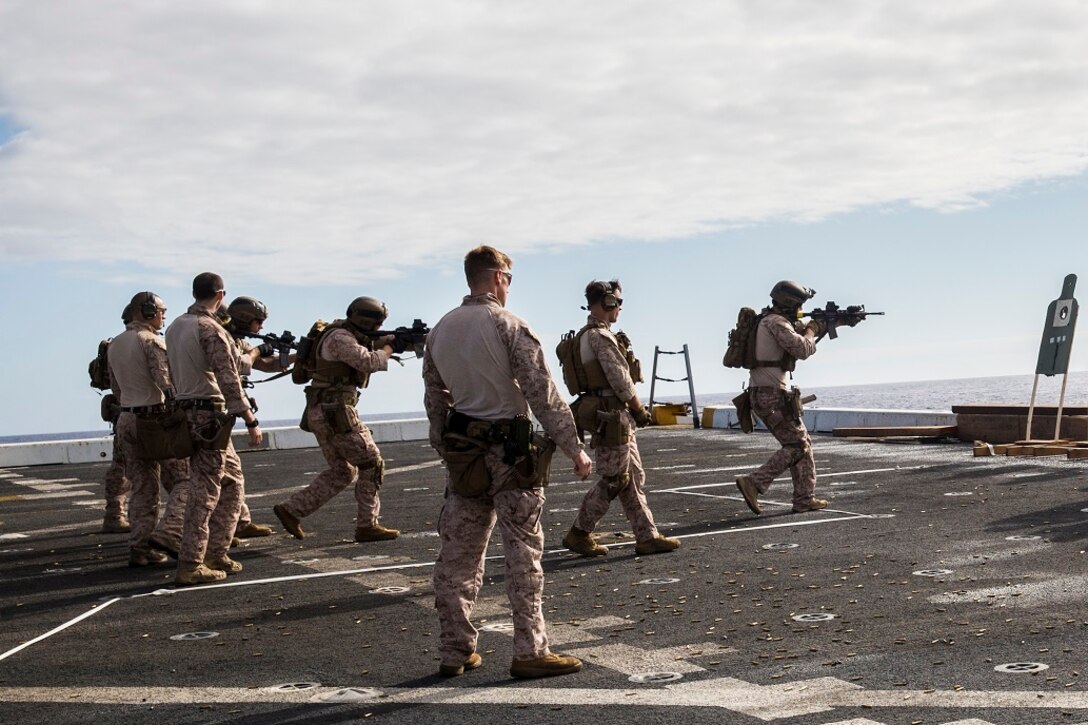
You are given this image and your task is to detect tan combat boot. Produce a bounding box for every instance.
[438,652,483,677]
[148,533,180,559]
[205,555,244,574]
[562,527,607,557]
[510,652,583,679]
[273,504,305,539]
[634,536,681,555]
[128,548,169,567]
[236,521,273,538]
[355,524,400,542]
[175,564,227,586]
[102,516,131,534]
[735,475,762,515]
[792,498,829,513]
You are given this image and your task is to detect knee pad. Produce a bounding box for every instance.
[603,471,631,500]
[361,458,384,489]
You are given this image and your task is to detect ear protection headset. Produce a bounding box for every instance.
[139,292,158,320]
[600,283,620,311]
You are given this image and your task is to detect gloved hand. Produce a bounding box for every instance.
[804,319,827,338]
[632,405,654,428]
[257,343,275,357]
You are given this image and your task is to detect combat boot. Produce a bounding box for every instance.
[205,555,243,574]
[634,536,681,555]
[236,521,273,538]
[735,475,762,515]
[792,498,829,513]
[175,564,227,586]
[148,533,180,559]
[438,652,483,677]
[102,516,131,534]
[273,504,305,539]
[355,524,400,542]
[510,652,583,679]
[128,548,169,567]
[562,527,607,557]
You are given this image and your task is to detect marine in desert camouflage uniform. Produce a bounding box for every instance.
[561,280,679,558]
[165,273,262,586]
[272,297,398,543]
[735,280,837,515]
[107,291,181,567]
[424,245,593,680]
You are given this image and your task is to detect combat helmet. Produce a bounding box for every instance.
[228,296,269,327]
[346,296,388,331]
[769,280,815,310]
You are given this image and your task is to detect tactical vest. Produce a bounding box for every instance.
[571,325,641,394]
[307,320,373,389]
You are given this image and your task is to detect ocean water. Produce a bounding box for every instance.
[3,372,1085,444]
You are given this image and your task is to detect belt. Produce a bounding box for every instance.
[120,404,167,414]
[178,399,226,412]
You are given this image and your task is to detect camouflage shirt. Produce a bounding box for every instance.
[424,293,583,459]
[319,328,390,374]
[108,321,173,408]
[749,313,817,389]
[165,304,251,415]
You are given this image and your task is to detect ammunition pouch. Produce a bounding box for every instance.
[134,409,194,460]
[787,386,804,422]
[442,433,492,498]
[100,393,121,424]
[305,387,360,435]
[191,412,236,451]
[603,471,631,500]
[732,389,755,434]
[443,412,555,496]
[574,395,629,448]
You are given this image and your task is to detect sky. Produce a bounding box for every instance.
[1,1,1087,437]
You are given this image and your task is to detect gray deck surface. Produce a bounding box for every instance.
[1,427,1086,724]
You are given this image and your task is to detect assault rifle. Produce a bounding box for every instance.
[243,330,298,369]
[363,319,430,358]
[803,302,884,341]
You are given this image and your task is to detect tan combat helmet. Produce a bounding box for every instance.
[228,296,269,326]
[769,280,815,311]
[346,296,388,331]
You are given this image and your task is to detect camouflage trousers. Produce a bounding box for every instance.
[434,445,550,666]
[151,458,192,548]
[178,410,244,567]
[280,403,383,528]
[749,386,817,506]
[115,414,161,552]
[103,433,129,522]
[574,432,659,543]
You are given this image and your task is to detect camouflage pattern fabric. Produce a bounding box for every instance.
[103,434,129,523]
[178,411,244,567]
[748,386,817,506]
[426,293,583,668]
[571,319,658,542]
[279,403,383,527]
[114,413,161,552]
[279,326,389,527]
[152,457,192,546]
[433,447,549,665]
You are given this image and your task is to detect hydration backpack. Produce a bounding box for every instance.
[722,307,760,369]
[292,320,328,385]
[89,339,112,390]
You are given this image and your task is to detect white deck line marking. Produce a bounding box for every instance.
[3,679,1087,714]
[386,460,444,475]
[12,478,82,485]
[1,491,95,501]
[0,598,122,663]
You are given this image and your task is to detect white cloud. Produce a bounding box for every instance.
[1,0,1087,284]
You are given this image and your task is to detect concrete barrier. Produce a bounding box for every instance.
[0,418,432,468]
[701,405,956,434]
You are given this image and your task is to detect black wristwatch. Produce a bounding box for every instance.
[245,418,260,429]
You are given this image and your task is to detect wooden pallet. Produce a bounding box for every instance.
[974,439,1088,459]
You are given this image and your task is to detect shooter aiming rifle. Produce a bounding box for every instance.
[243,330,298,370]
[362,319,430,358]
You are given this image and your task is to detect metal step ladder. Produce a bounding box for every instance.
[647,344,700,429]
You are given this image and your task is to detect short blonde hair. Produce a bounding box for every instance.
[464,245,513,285]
